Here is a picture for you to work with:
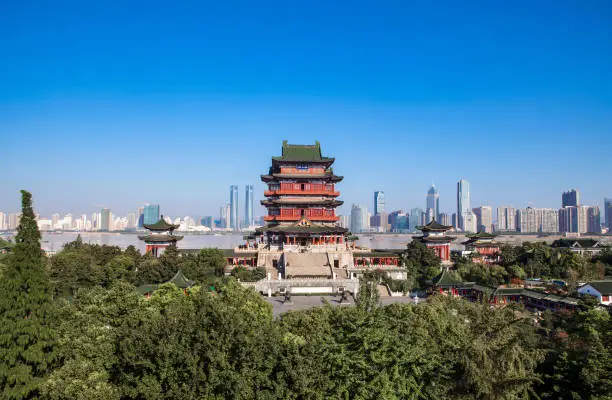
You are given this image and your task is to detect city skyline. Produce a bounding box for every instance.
[1,183,610,226]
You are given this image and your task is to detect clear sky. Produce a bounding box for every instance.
[2,0,611,219]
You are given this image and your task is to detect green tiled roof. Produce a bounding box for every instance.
[433,268,461,287]
[272,140,334,163]
[136,270,195,295]
[417,219,453,232]
[137,234,183,243]
[493,287,524,296]
[168,270,195,288]
[466,232,497,239]
[143,217,180,231]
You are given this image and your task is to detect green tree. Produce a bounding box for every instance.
[182,248,227,283]
[102,254,136,287]
[62,234,83,251]
[403,240,441,268]
[0,191,57,399]
[49,250,103,296]
[158,243,180,281]
[135,254,166,284]
[123,245,141,265]
[401,240,442,289]
[357,271,380,312]
[231,266,266,282]
[537,305,612,399]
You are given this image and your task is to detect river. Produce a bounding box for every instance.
[36,231,610,253]
[39,232,417,253]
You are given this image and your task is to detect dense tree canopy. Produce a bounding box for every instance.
[401,240,442,289]
[0,191,57,399]
[3,192,611,399]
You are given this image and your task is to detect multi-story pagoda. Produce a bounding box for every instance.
[258,140,347,248]
[463,232,500,264]
[414,219,454,263]
[138,217,183,257]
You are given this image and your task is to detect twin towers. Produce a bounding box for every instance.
[228,185,254,230]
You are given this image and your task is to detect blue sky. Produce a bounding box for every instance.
[1,0,611,218]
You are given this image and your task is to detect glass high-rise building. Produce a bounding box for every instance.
[230,185,239,230]
[408,208,423,232]
[426,184,440,220]
[201,216,213,229]
[100,208,111,231]
[562,189,580,208]
[605,198,612,229]
[143,204,160,225]
[457,179,471,216]
[374,191,385,215]
[244,185,254,228]
[457,179,473,231]
[350,204,369,233]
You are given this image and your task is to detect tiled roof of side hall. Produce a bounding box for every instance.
[272,140,334,162]
[466,232,498,239]
[433,269,461,287]
[417,219,453,232]
[136,270,195,295]
[143,217,180,231]
[551,239,602,248]
[137,234,183,242]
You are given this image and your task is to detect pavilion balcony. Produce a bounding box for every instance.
[264,189,340,196]
[263,215,340,222]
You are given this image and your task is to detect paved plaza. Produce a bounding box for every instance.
[265,295,420,316]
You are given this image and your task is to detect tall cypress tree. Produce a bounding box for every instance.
[0,190,56,399]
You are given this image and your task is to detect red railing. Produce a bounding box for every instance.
[264,189,340,196]
[264,215,339,222]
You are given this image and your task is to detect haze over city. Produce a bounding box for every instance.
[2,0,611,217]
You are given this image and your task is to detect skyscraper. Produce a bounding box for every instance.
[586,206,600,233]
[0,212,6,230]
[127,213,138,229]
[473,206,493,233]
[439,212,451,227]
[339,215,351,229]
[426,184,440,220]
[230,185,239,230]
[457,179,470,216]
[100,208,111,231]
[496,206,516,232]
[350,204,369,233]
[137,207,144,228]
[457,179,475,232]
[8,213,20,230]
[562,189,580,208]
[244,185,254,228]
[143,204,160,225]
[518,208,559,233]
[51,213,60,230]
[559,206,589,234]
[408,208,423,232]
[374,191,385,215]
[201,216,213,229]
[605,198,612,229]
